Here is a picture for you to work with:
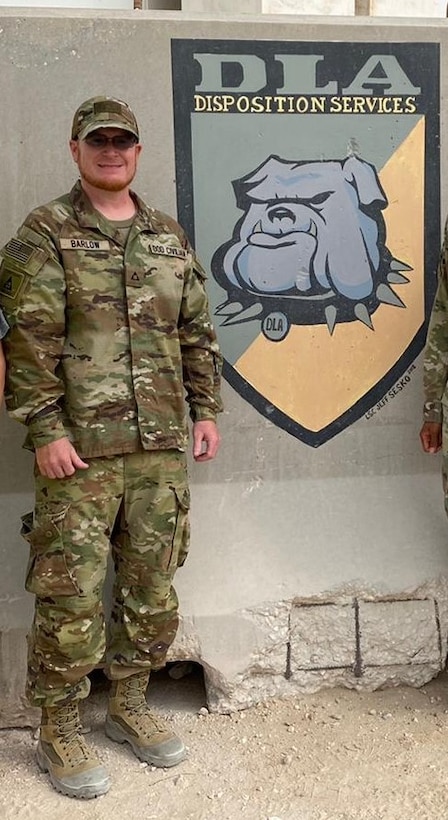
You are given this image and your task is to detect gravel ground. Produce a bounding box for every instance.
[1,666,448,820]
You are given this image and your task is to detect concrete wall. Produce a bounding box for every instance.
[0,9,448,723]
[371,0,446,15]
[180,0,448,14]
[182,0,356,12]
[0,1,133,7]
[3,1,445,15]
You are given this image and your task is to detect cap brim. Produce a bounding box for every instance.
[77,121,139,141]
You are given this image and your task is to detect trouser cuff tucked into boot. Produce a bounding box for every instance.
[38,702,111,799]
[105,671,186,767]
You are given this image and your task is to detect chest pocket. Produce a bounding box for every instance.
[134,241,187,291]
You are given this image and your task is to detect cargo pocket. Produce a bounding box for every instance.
[170,486,190,569]
[21,506,80,597]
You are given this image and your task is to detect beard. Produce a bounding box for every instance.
[83,177,130,192]
[78,156,137,192]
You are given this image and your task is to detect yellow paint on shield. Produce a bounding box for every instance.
[235,118,425,432]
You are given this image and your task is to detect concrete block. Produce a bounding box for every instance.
[371,0,446,17]
[1,1,133,7]
[168,605,289,712]
[359,663,443,691]
[205,673,292,713]
[262,0,355,13]
[167,614,202,661]
[182,0,355,14]
[282,663,442,696]
[434,595,448,661]
[182,0,262,11]
[290,604,356,671]
[283,667,361,694]
[0,630,39,729]
[359,599,441,666]
[198,604,289,679]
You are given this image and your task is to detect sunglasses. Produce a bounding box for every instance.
[83,133,138,150]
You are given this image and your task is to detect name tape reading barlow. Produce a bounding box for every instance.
[60,239,110,251]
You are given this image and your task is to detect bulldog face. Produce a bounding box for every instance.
[218,155,387,301]
[212,154,411,335]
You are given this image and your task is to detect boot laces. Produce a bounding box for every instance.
[55,704,92,766]
[123,677,169,734]
[123,675,148,711]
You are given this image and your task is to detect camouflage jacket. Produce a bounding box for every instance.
[423,219,448,424]
[0,181,222,456]
[0,307,8,340]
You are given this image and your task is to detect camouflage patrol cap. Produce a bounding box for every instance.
[71,96,139,141]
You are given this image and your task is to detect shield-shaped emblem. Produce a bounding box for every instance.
[172,40,440,445]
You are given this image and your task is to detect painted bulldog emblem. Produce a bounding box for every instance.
[212,154,411,340]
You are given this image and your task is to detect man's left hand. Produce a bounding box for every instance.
[419,421,442,454]
[193,420,221,462]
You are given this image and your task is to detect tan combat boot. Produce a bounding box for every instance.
[37,701,111,799]
[105,672,186,767]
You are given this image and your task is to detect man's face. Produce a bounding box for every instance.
[70,127,142,192]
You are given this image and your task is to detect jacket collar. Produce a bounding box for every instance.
[69,180,160,238]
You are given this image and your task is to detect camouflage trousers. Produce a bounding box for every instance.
[22,449,190,707]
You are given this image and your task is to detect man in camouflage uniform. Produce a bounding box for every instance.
[0,96,222,799]
[420,222,448,500]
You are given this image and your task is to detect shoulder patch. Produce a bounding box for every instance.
[18,224,50,249]
[0,266,26,303]
[0,238,49,305]
[2,238,49,276]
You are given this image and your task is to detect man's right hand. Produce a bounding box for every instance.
[419,422,443,454]
[35,437,89,479]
